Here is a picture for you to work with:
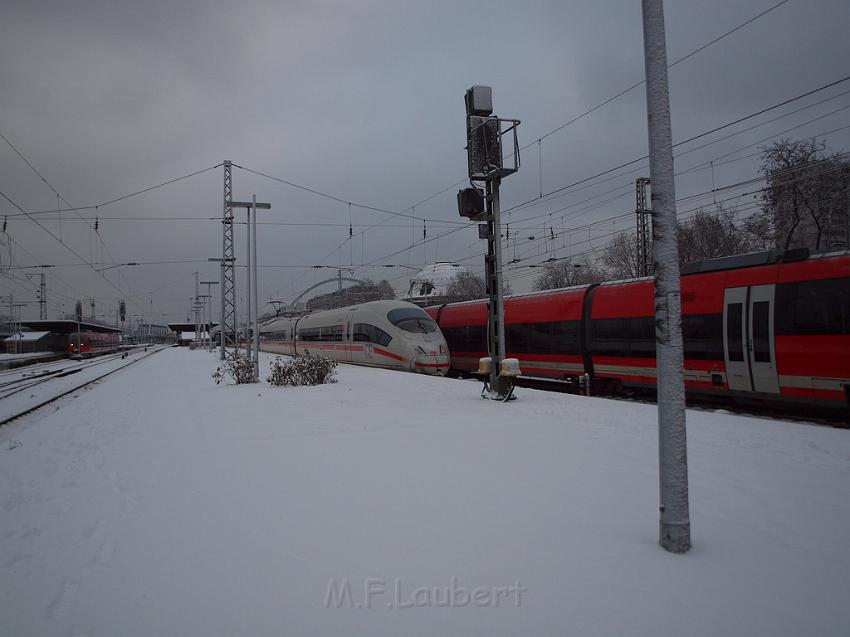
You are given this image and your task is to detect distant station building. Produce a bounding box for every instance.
[132,323,172,344]
[402,263,466,307]
[168,323,215,347]
[3,331,66,354]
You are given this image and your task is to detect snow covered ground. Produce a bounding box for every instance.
[0,348,161,424]
[1,347,849,636]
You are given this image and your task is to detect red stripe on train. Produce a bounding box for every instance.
[373,347,405,362]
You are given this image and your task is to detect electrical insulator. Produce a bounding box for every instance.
[95,217,99,232]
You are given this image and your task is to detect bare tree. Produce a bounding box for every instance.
[602,232,644,279]
[677,205,757,264]
[759,138,850,251]
[533,258,608,291]
[446,271,487,302]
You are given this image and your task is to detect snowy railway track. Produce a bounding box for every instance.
[0,347,165,427]
[511,375,849,427]
[0,353,133,401]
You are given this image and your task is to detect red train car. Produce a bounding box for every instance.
[68,331,121,358]
[427,249,850,415]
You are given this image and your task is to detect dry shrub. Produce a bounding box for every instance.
[267,354,337,387]
[213,352,256,384]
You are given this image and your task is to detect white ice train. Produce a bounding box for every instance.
[259,300,451,375]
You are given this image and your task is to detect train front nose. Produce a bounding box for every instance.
[411,341,450,376]
[412,352,450,375]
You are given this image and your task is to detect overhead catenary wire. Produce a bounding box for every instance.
[0,151,223,317]
[260,0,806,301]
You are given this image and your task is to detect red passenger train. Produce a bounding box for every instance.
[426,249,850,415]
[68,332,122,358]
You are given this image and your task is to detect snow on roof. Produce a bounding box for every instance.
[4,331,51,342]
[403,262,468,299]
[179,331,208,340]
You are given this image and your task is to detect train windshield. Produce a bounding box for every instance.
[387,308,438,333]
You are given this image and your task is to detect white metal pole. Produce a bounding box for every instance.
[246,206,252,357]
[252,194,260,381]
[642,0,691,554]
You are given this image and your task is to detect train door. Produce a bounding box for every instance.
[723,288,751,391]
[748,284,780,394]
[722,286,780,394]
[345,309,357,362]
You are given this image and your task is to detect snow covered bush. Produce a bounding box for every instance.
[212,352,256,384]
[267,354,337,387]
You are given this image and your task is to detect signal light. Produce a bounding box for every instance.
[457,187,485,220]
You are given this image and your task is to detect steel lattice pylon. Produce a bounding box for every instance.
[635,177,652,277]
[220,160,237,361]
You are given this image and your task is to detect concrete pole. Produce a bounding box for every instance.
[641,0,691,554]
[252,194,260,381]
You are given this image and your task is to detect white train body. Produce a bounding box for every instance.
[259,300,450,375]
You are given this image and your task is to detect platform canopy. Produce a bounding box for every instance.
[20,320,122,334]
[168,323,218,333]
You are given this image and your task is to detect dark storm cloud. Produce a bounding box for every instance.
[1,0,848,320]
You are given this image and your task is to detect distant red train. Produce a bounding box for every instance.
[68,332,121,358]
[426,249,850,415]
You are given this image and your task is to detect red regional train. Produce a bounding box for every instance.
[68,331,122,358]
[426,249,850,415]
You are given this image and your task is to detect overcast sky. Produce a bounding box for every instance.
[1,0,849,324]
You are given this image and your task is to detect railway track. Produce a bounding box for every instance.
[0,352,133,401]
[511,375,849,427]
[0,347,165,427]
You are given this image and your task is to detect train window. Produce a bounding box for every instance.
[682,313,723,360]
[507,323,543,354]
[776,277,850,336]
[387,308,438,333]
[300,325,343,341]
[441,326,485,352]
[528,323,552,354]
[752,301,771,363]
[353,323,392,347]
[590,317,656,358]
[552,321,579,355]
[298,327,319,341]
[726,303,744,362]
[629,317,656,358]
[320,325,344,341]
[590,318,629,357]
[506,321,580,355]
